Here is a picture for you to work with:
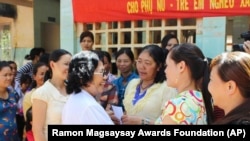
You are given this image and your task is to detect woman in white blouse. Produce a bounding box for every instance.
[32,49,72,141]
[62,51,114,124]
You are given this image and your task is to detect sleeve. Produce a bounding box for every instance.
[17,63,32,74]
[23,91,32,118]
[163,97,192,124]
[31,87,49,104]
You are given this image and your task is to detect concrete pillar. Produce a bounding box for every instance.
[60,0,77,54]
[196,17,226,59]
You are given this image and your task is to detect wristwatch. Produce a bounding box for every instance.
[141,118,150,125]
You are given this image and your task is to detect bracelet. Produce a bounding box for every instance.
[141,118,150,125]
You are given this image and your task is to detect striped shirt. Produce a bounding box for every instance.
[15,62,33,83]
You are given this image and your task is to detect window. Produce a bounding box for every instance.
[76,19,197,75]
[0,24,12,60]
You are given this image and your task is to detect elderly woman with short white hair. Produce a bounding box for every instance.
[62,51,114,124]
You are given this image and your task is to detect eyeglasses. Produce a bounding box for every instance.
[94,69,108,77]
[0,74,13,78]
[136,60,153,67]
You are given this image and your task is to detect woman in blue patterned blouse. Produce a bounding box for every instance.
[0,61,19,141]
[112,48,139,111]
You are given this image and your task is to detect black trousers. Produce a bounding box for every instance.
[16,114,25,141]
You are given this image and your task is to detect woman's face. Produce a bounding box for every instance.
[21,80,31,93]
[116,53,133,75]
[136,51,158,81]
[166,38,178,50]
[208,65,227,108]
[103,56,111,73]
[33,65,48,87]
[0,66,12,88]
[9,63,17,83]
[165,53,179,88]
[9,63,17,76]
[80,36,94,51]
[51,54,72,80]
[92,61,107,96]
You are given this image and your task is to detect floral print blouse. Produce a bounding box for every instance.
[155,90,207,125]
[0,89,19,141]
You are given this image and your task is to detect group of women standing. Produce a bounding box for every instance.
[1,32,250,141]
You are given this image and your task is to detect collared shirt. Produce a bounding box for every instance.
[124,79,177,121]
[112,72,139,110]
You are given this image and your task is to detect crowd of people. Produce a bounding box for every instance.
[1,31,250,141]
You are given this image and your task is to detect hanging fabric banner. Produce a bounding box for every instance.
[72,0,250,23]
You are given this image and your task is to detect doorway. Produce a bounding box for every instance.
[41,22,60,53]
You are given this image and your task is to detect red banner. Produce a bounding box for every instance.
[72,0,250,23]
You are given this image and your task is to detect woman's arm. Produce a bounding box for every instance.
[32,99,47,141]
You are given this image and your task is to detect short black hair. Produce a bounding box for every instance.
[29,47,45,60]
[7,60,16,65]
[92,50,104,63]
[103,51,112,63]
[79,30,94,43]
[20,73,32,85]
[161,34,179,49]
[39,53,50,65]
[115,48,134,62]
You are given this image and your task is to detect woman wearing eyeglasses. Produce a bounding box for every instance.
[0,61,19,141]
[62,51,114,124]
[92,50,118,110]
[119,45,177,124]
